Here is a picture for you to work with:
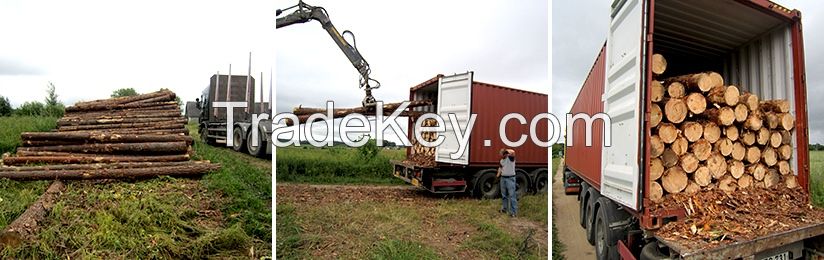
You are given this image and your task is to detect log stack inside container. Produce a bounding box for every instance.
[0,90,220,180]
[648,54,798,204]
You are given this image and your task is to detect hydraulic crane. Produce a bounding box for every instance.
[276,1,380,108]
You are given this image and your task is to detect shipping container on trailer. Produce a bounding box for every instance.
[563,0,822,259]
[392,72,549,199]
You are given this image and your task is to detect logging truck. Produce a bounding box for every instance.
[391,72,550,199]
[198,74,272,158]
[563,0,824,259]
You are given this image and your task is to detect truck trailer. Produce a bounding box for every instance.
[563,0,822,259]
[198,74,273,158]
[392,72,549,199]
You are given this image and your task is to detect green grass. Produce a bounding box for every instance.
[276,146,406,184]
[810,150,824,207]
[550,157,565,259]
[0,116,57,154]
[0,121,271,258]
[552,158,561,178]
[369,239,439,260]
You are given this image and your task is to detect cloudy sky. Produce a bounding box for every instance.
[553,0,824,144]
[276,0,548,143]
[0,0,276,109]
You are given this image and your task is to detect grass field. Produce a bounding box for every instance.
[0,120,272,258]
[810,150,824,206]
[276,146,405,184]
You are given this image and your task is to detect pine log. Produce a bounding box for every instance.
[778,113,795,130]
[702,121,721,143]
[707,153,728,179]
[707,86,727,104]
[769,131,782,148]
[0,161,220,181]
[65,101,179,113]
[739,174,753,189]
[734,104,748,123]
[765,112,780,129]
[760,100,790,113]
[662,148,678,167]
[764,169,781,188]
[728,160,745,179]
[749,163,767,181]
[668,82,686,98]
[15,142,188,155]
[686,93,707,114]
[684,181,700,195]
[0,161,197,172]
[652,54,667,75]
[650,103,662,128]
[665,73,716,92]
[681,122,703,142]
[745,146,761,164]
[757,128,770,146]
[651,81,665,103]
[744,110,763,130]
[731,142,746,161]
[724,85,740,106]
[57,120,187,131]
[742,131,756,146]
[57,116,185,126]
[706,107,735,126]
[778,144,792,160]
[785,175,799,189]
[658,123,679,144]
[20,132,192,143]
[781,130,792,145]
[714,138,733,157]
[662,166,688,194]
[1,154,190,166]
[708,72,725,89]
[680,153,699,173]
[725,125,739,141]
[692,139,712,161]
[651,136,665,158]
[694,166,711,186]
[778,160,791,175]
[71,90,174,107]
[0,181,65,247]
[664,98,688,123]
[650,181,664,203]
[22,140,78,147]
[762,147,778,166]
[650,158,664,181]
[719,175,738,192]
[740,92,759,111]
[672,136,689,156]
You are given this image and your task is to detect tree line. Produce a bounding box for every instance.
[0,86,158,118]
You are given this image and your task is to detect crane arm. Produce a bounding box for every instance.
[276,1,379,107]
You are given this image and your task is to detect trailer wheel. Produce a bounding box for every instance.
[594,197,628,260]
[232,126,247,153]
[473,169,499,199]
[200,127,215,145]
[515,169,530,198]
[579,181,590,228]
[585,187,600,245]
[640,241,670,260]
[247,129,268,158]
[531,168,548,193]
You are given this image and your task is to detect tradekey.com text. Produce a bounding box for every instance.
[215,101,612,159]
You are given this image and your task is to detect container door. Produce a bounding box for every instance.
[601,0,646,210]
[435,72,473,165]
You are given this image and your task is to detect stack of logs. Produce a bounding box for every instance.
[648,54,797,203]
[0,90,221,180]
[408,118,438,167]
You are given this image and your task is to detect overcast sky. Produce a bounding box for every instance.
[0,0,276,108]
[276,0,548,143]
[553,0,824,144]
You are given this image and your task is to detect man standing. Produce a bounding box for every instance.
[498,148,517,217]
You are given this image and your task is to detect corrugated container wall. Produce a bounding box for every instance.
[565,45,607,188]
[469,82,548,167]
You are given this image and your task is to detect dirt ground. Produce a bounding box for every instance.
[552,160,595,259]
[277,183,548,258]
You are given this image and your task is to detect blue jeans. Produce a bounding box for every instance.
[500,176,517,215]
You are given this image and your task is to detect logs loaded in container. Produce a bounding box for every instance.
[648,54,798,204]
[0,89,220,180]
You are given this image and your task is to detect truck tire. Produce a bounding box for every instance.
[594,197,629,260]
[640,241,670,260]
[473,169,499,199]
[200,126,215,145]
[579,181,590,228]
[247,129,268,158]
[515,169,530,198]
[232,126,247,153]
[585,187,600,245]
[531,168,548,193]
